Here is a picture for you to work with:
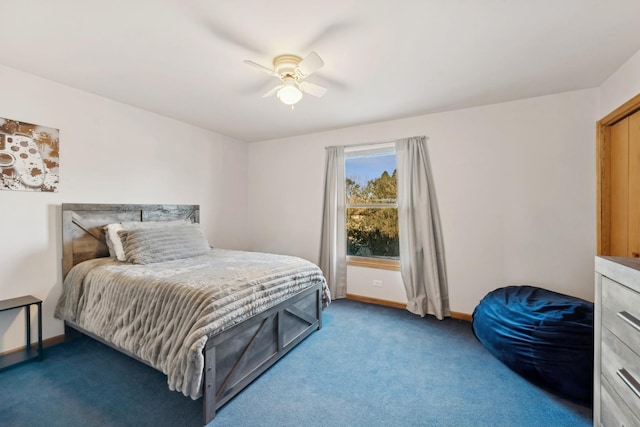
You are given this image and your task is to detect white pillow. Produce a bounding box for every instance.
[104,219,191,261]
[104,223,125,261]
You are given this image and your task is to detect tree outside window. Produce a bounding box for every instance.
[345,150,399,259]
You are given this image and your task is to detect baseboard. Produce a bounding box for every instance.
[346,294,472,321]
[0,334,65,358]
[450,311,472,322]
[346,293,407,309]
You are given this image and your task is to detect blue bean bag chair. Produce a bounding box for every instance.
[471,285,593,404]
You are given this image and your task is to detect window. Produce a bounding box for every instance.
[345,144,399,270]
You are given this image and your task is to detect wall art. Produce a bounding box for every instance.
[0,117,59,192]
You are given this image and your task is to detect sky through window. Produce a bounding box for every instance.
[345,153,396,186]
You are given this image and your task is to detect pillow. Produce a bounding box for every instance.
[103,219,191,261]
[104,223,125,261]
[119,223,210,264]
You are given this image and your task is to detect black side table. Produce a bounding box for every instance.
[0,295,43,371]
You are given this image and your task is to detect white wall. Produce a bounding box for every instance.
[248,88,598,315]
[0,65,249,353]
[347,266,407,304]
[599,48,640,118]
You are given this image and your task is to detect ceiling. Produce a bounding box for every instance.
[1,1,640,142]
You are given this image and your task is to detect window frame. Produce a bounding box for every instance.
[344,143,400,270]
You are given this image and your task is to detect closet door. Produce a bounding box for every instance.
[629,111,640,257]
[608,110,640,258]
[610,117,629,257]
[597,93,640,257]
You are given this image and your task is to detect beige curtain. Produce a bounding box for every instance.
[319,146,347,299]
[396,136,449,319]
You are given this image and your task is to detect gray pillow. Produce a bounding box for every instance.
[120,223,210,264]
[104,220,192,261]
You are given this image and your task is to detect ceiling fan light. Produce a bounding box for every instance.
[277,85,303,105]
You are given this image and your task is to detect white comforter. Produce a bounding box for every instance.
[55,249,329,399]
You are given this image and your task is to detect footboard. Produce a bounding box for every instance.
[202,282,322,424]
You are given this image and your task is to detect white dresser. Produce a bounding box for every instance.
[595,256,640,427]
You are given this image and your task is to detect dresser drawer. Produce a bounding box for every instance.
[601,375,640,427]
[602,276,640,357]
[602,328,640,418]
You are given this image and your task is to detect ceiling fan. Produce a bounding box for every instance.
[243,52,327,107]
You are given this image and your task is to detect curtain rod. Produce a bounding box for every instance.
[325,140,395,150]
[324,136,423,150]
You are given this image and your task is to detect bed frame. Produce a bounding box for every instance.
[61,203,323,424]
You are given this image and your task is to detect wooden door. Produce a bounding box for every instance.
[629,111,640,256]
[609,117,629,256]
[606,110,640,257]
[597,92,640,256]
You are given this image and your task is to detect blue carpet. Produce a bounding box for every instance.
[0,300,591,426]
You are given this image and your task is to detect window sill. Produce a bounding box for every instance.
[347,256,400,271]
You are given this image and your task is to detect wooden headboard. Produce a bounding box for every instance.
[62,203,200,278]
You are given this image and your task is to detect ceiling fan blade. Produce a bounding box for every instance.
[299,81,327,98]
[189,2,265,55]
[262,84,283,98]
[244,60,279,77]
[206,22,265,55]
[296,52,324,77]
[301,22,351,52]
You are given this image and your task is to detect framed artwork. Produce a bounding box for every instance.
[0,117,59,192]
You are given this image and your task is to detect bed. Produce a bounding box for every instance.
[55,203,329,424]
